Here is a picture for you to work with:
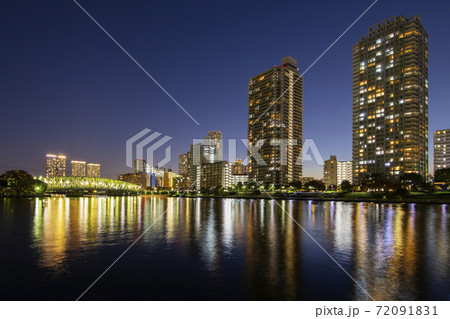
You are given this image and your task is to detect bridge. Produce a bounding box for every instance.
[42,177,142,195]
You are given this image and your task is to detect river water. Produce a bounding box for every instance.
[0,196,449,300]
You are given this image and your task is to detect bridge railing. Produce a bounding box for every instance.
[42,177,141,192]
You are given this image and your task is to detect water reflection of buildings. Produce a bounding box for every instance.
[32,197,144,274]
[244,199,303,300]
[323,202,450,300]
[30,197,450,300]
[349,203,422,300]
[309,201,422,300]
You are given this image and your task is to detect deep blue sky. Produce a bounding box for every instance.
[1,0,449,179]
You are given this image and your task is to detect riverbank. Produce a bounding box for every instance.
[3,192,450,205]
[166,191,450,204]
[0,194,51,199]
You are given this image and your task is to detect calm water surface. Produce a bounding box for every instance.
[0,196,449,300]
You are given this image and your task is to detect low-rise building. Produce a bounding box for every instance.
[118,172,149,188]
[337,161,352,185]
[323,155,337,186]
[232,159,247,175]
[163,171,178,189]
[200,161,232,190]
[173,176,190,190]
[323,156,353,187]
[434,129,450,172]
[230,174,248,186]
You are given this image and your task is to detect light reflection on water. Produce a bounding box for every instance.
[0,196,449,300]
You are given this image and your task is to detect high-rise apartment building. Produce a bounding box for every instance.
[189,143,206,189]
[87,163,101,178]
[434,129,450,172]
[178,153,189,177]
[204,131,223,163]
[71,161,86,177]
[45,154,66,177]
[134,159,146,173]
[323,155,338,186]
[248,56,303,185]
[352,15,428,183]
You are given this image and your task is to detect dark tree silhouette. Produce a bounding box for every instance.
[0,170,47,196]
[305,180,326,191]
[340,180,353,192]
[435,168,450,183]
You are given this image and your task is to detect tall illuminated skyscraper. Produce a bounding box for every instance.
[248,56,303,185]
[71,161,86,177]
[87,163,101,178]
[45,154,66,177]
[352,15,428,183]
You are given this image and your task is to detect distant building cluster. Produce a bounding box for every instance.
[45,154,100,178]
[166,15,442,190]
[243,15,434,186]
[44,15,450,189]
[175,56,303,190]
[177,131,249,191]
[118,159,187,190]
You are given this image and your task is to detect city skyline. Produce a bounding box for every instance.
[1,1,450,179]
[1,1,450,306]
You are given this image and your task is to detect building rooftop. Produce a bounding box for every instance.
[360,15,422,40]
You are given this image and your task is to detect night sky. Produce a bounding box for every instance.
[1,0,449,179]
